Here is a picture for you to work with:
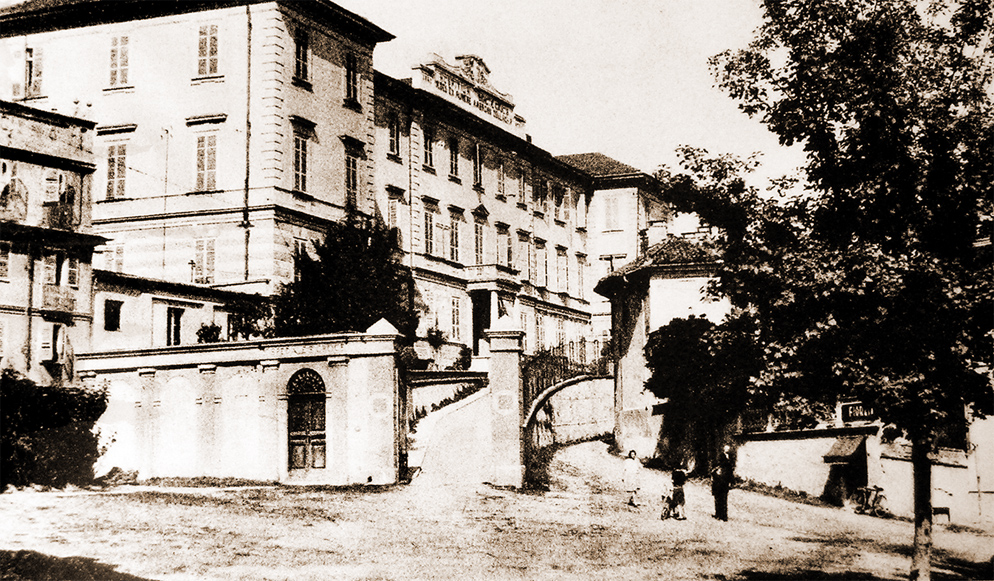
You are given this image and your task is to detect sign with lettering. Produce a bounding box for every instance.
[420,63,516,128]
[840,401,875,423]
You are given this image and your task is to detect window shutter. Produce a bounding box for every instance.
[194,239,204,281]
[30,47,43,96]
[206,239,215,282]
[37,322,54,362]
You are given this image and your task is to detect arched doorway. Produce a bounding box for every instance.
[287,369,326,470]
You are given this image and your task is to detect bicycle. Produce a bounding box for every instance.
[853,485,888,517]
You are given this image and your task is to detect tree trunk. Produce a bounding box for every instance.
[910,437,933,581]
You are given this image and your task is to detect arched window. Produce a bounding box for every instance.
[287,369,326,470]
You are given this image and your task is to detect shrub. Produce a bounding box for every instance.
[196,323,223,343]
[1,370,108,490]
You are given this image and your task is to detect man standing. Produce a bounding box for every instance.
[711,445,734,520]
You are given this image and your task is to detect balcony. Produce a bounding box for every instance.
[43,203,77,231]
[465,264,521,291]
[41,284,76,314]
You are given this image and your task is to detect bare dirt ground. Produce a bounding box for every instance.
[2,391,992,580]
[2,440,992,581]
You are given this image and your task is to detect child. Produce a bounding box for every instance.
[660,479,673,520]
[623,450,640,507]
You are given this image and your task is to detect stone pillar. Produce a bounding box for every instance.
[487,319,524,488]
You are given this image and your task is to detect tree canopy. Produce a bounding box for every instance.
[683,1,993,577]
[644,314,761,472]
[271,208,419,339]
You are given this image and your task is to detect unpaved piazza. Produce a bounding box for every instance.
[2,390,993,580]
[2,440,992,580]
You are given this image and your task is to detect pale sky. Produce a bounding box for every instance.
[0,0,805,182]
[336,0,805,181]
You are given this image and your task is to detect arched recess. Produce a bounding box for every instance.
[287,369,326,470]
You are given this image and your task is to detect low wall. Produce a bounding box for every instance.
[736,427,876,499]
[77,327,403,486]
[408,372,487,415]
[549,376,614,444]
[736,425,992,526]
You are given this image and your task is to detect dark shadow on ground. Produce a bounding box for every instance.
[727,535,994,581]
[0,550,155,581]
[728,571,888,580]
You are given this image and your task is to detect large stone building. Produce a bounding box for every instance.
[0,0,670,362]
[0,100,103,385]
[1,0,393,294]
[374,56,594,358]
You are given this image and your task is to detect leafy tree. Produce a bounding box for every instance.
[644,314,760,473]
[699,2,993,578]
[272,206,418,339]
[1,370,108,489]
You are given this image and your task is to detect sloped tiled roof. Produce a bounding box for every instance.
[0,0,394,43]
[557,153,642,177]
[594,236,719,298]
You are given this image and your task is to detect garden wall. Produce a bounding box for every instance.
[76,322,403,486]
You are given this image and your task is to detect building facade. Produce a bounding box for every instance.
[92,269,266,351]
[0,100,103,385]
[1,0,393,294]
[557,153,674,340]
[373,56,596,359]
[1,0,672,364]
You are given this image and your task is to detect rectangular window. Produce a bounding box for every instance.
[604,195,618,230]
[564,187,572,223]
[518,164,526,203]
[198,25,218,76]
[111,245,124,273]
[449,215,460,262]
[529,242,537,282]
[104,299,123,332]
[497,228,510,267]
[166,307,183,346]
[558,250,568,293]
[448,137,459,178]
[517,233,529,275]
[451,296,461,342]
[0,243,8,279]
[106,144,127,199]
[67,257,79,288]
[474,222,484,265]
[388,198,399,230]
[520,311,528,353]
[24,46,42,98]
[537,244,547,287]
[110,36,128,87]
[536,313,545,349]
[194,238,215,284]
[577,256,586,299]
[497,160,505,197]
[43,252,58,285]
[345,53,359,103]
[293,134,307,193]
[294,29,309,82]
[345,151,359,206]
[196,134,217,191]
[424,208,435,255]
[388,112,400,156]
[423,126,434,168]
[472,143,482,187]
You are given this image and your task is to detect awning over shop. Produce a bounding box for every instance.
[823,435,866,463]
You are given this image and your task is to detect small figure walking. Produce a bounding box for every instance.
[623,450,640,508]
[670,468,687,520]
[711,445,734,521]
